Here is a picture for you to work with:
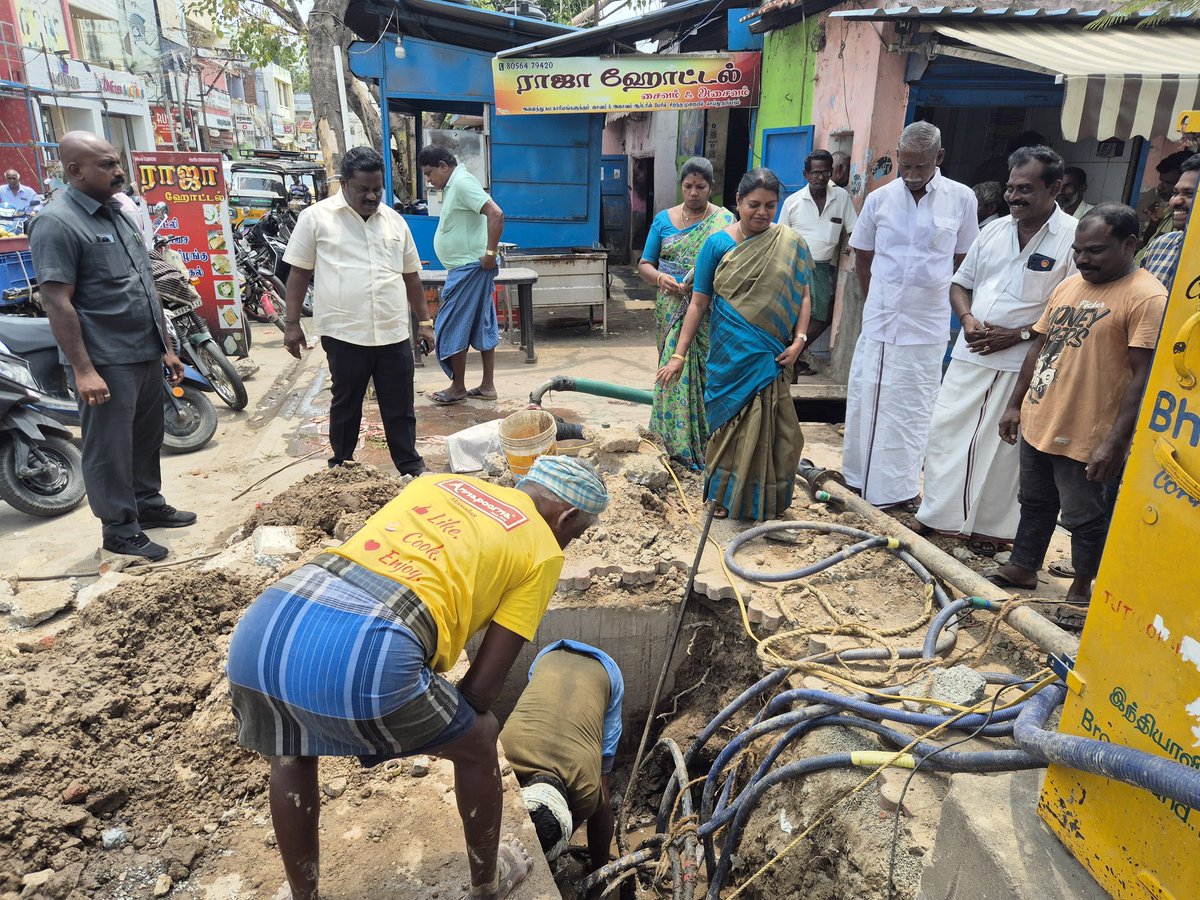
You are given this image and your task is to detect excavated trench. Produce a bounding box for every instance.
[0,435,1048,900]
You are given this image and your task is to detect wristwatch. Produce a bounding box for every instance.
[418,319,434,327]
[1020,328,1032,341]
[484,249,497,257]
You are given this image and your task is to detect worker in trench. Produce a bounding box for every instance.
[499,640,623,887]
[225,457,609,900]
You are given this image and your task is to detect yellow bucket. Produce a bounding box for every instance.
[498,410,557,476]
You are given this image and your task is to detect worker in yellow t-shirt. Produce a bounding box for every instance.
[227,456,609,900]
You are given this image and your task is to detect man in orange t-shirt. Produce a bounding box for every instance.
[993,204,1167,610]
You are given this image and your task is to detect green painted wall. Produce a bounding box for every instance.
[752,18,818,167]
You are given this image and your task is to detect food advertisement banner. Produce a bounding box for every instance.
[131,151,247,357]
[492,53,760,116]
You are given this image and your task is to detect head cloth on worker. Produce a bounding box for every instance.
[521,781,573,861]
[517,455,610,515]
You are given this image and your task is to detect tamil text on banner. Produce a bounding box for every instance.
[131,151,248,358]
[492,53,760,116]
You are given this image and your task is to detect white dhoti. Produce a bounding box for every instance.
[843,334,944,507]
[916,360,1021,541]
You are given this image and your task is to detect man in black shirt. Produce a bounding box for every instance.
[30,131,194,559]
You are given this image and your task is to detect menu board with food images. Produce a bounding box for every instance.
[131,151,248,358]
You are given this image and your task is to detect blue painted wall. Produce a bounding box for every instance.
[350,35,603,263]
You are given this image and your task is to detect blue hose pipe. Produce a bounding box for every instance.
[1014,684,1200,812]
[764,688,1019,735]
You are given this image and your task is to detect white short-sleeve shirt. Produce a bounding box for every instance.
[778,184,858,263]
[849,170,979,345]
[950,207,1078,372]
[283,192,422,346]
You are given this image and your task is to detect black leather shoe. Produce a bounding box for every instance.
[139,505,197,529]
[103,531,168,561]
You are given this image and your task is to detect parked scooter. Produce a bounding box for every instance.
[0,316,218,454]
[151,230,249,410]
[0,341,86,517]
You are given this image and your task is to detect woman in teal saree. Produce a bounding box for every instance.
[657,168,814,521]
[639,157,735,469]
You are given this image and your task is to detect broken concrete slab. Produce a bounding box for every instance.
[619,453,669,490]
[74,571,132,611]
[201,535,258,572]
[594,425,640,454]
[8,583,74,628]
[0,576,14,613]
[927,666,987,711]
[916,770,1107,900]
[252,526,302,565]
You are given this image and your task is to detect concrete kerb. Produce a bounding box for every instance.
[916,770,1107,900]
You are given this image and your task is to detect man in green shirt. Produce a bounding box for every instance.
[419,145,506,404]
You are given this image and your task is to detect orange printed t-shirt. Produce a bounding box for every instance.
[1022,269,1167,463]
[331,476,563,672]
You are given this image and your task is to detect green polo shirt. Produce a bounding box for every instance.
[432,165,491,270]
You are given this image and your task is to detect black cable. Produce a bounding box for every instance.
[884,682,1022,900]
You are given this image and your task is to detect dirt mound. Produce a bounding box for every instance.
[241,461,409,540]
[0,567,273,899]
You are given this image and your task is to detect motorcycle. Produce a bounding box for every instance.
[151,232,249,411]
[232,225,289,334]
[0,316,219,454]
[0,203,30,237]
[241,203,312,318]
[0,341,86,517]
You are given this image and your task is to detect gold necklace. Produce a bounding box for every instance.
[737,221,748,241]
[681,204,708,223]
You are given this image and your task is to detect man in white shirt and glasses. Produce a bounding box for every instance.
[282,147,436,476]
[844,121,979,510]
[917,146,1077,554]
[779,149,857,378]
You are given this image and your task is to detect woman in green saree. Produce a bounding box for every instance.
[639,157,735,469]
[657,168,814,521]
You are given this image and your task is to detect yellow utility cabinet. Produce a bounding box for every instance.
[1041,134,1200,898]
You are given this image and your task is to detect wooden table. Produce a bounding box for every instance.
[416,267,540,366]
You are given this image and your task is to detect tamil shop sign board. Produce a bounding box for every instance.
[131,151,248,358]
[491,53,761,115]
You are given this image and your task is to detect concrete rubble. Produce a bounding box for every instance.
[7,582,73,628]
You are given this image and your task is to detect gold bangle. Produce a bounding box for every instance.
[670,353,686,362]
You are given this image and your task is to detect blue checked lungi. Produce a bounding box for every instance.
[435,261,499,378]
[226,555,475,765]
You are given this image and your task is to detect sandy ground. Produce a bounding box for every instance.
[1,268,1077,900]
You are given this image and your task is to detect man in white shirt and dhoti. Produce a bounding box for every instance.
[843,122,979,509]
[917,146,1077,553]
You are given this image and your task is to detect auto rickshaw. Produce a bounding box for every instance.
[227,150,328,229]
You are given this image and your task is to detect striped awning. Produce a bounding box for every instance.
[929,22,1200,142]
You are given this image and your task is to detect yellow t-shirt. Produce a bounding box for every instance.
[1023,269,1167,463]
[331,476,563,672]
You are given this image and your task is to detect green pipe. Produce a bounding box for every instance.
[529,375,654,407]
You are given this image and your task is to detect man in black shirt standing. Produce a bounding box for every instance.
[29,131,194,560]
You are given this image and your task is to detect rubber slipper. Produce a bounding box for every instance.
[968,540,1011,558]
[1048,560,1075,578]
[984,571,1037,590]
[466,387,498,400]
[1050,599,1090,630]
[882,496,921,515]
[430,390,465,405]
